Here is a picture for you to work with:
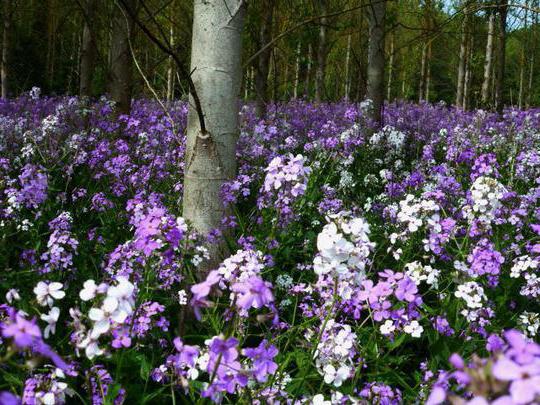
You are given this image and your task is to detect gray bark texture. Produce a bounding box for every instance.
[79,0,97,97]
[456,5,469,108]
[315,0,328,102]
[109,0,136,115]
[366,0,386,127]
[1,0,11,99]
[254,0,274,117]
[183,0,246,272]
[495,0,508,114]
[481,11,495,106]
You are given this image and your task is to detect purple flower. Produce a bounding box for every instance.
[231,276,274,310]
[243,340,278,382]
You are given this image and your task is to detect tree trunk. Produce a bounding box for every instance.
[254,0,274,117]
[518,48,525,109]
[109,0,136,115]
[386,32,394,101]
[183,0,245,271]
[315,0,328,102]
[425,42,432,102]
[419,43,427,102]
[1,0,11,99]
[166,10,175,102]
[79,0,97,97]
[305,43,312,98]
[527,53,534,108]
[366,0,386,127]
[456,4,469,108]
[463,35,472,110]
[481,11,495,107]
[293,42,301,99]
[495,0,508,114]
[344,34,352,101]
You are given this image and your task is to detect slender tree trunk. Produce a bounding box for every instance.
[293,42,301,99]
[109,0,137,115]
[344,34,352,101]
[166,11,175,102]
[518,48,525,109]
[1,0,11,99]
[387,32,394,101]
[419,43,427,102]
[366,0,386,126]
[456,4,469,108]
[183,0,245,271]
[305,43,312,97]
[254,0,274,117]
[526,5,537,108]
[526,56,534,107]
[481,11,495,106]
[315,0,328,102]
[495,0,508,114]
[79,0,97,97]
[425,41,432,102]
[463,35,472,110]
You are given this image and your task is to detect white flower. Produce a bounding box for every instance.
[322,364,350,387]
[5,288,20,304]
[34,281,65,307]
[78,336,103,359]
[178,290,188,305]
[380,320,396,335]
[79,280,98,301]
[107,276,134,301]
[312,394,331,405]
[41,307,60,338]
[404,320,424,338]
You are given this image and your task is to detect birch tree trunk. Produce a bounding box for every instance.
[419,43,427,102]
[425,42,432,102]
[1,0,11,99]
[305,43,312,98]
[495,0,508,114]
[366,0,386,127]
[109,0,136,115]
[481,11,495,106]
[518,48,525,109]
[463,35,472,110]
[79,0,97,97]
[315,0,328,102]
[254,0,274,117]
[456,4,469,108]
[183,0,246,271]
[344,34,352,101]
[166,11,175,102]
[386,33,394,101]
[293,42,301,99]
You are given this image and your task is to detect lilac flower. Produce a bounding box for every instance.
[243,340,279,382]
[231,276,274,311]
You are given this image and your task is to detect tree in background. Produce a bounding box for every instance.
[366,0,386,126]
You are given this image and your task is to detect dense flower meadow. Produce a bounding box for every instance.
[1,89,540,404]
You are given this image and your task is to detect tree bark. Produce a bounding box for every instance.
[463,34,472,110]
[293,42,301,99]
[425,41,432,102]
[456,3,469,108]
[315,0,328,102]
[481,11,495,107]
[79,0,97,97]
[345,34,352,101]
[109,0,137,115]
[386,32,394,101]
[366,0,386,127]
[494,0,508,114]
[419,43,427,102]
[1,0,11,99]
[166,4,175,103]
[254,0,274,117]
[305,43,312,98]
[183,0,245,272]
